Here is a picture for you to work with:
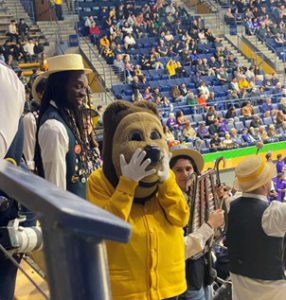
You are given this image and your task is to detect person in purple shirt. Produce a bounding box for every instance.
[276,154,285,174]
[197,121,210,139]
[166,112,179,131]
[273,173,286,202]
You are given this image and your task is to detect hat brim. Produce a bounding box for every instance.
[170,148,204,173]
[31,67,92,102]
[233,162,276,192]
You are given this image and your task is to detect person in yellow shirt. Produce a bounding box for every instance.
[166,59,178,78]
[87,101,189,300]
[53,0,64,21]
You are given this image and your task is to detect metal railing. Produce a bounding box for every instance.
[0,160,131,300]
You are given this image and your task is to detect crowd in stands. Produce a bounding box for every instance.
[78,0,286,153]
[224,0,286,60]
[0,19,46,68]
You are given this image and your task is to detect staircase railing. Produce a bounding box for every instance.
[0,160,131,300]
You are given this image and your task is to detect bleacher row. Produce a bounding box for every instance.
[224,0,286,62]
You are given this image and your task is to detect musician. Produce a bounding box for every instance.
[169,145,224,300]
[227,155,286,300]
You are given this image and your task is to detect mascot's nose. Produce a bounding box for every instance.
[143,145,161,164]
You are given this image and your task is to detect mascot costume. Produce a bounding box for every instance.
[87,101,189,300]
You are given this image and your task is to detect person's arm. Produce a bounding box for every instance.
[22,112,37,171]
[262,201,286,237]
[157,170,190,227]
[0,63,25,158]
[38,119,69,190]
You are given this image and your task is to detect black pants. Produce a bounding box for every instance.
[55,4,64,20]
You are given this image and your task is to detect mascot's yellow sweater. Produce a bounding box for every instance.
[87,168,189,300]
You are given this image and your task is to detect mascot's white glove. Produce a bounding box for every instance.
[120,148,156,182]
[158,152,170,183]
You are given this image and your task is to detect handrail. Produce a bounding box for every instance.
[0,160,131,300]
[160,91,285,114]
[78,36,115,104]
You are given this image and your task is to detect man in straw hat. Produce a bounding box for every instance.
[226,155,286,300]
[169,144,224,300]
[34,54,93,198]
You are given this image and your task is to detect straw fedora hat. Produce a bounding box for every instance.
[32,54,92,101]
[233,156,276,192]
[169,144,204,173]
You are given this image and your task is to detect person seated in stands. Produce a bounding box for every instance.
[241,127,257,144]
[274,33,285,46]
[276,110,286,127]
[197,121,210,139]
[166,58,178,78]
[179,83,188,97]
[210,133,223,151]
[163,125,175,144]
[143,86,154,102]
[209,118,223,137]
[241,101,254,119]
[223,132,235,149]
[149,53,164,70]
[250,114,263,129]
[183,121,197,142]
[269,124,280,139]
[89,22,101,45]
[124,33,136,50]
[152,86,163,101]
[84,15,95,29]
[216,67,228,84]
[99,35,110,54]
[33,40,44,61]
[113,54,125,73]
[258,125,270,142]
[17,18,29,41]
[166,112,179,131]
[225,8,235,21]
[205,106,217,126]
[176,110,188,129]
[198,81,210,100]
[171,85,183,102]
[23,38,35,62]
[7,20,19,42]
[187,92,197,106]
[238,75,251,98]
[225,105,237,119]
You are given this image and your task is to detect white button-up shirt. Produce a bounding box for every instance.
[0,63,25,159]
[231,192,286,300]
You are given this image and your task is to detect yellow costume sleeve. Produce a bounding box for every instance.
[87,169,138,221]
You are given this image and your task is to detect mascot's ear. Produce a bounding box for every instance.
[103,100,133,127]
[133,101,160,118]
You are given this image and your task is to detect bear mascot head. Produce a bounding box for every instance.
[102,100,168,202]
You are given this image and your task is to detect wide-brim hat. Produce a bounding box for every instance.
[233,156,276,192]
[32,54,92,101]
[169,144,204,173]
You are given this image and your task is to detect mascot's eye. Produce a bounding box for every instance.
[150,130,161,140]
[130,131,143,141]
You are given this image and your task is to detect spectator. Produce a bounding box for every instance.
[17,18,29,41]
[89,22,101,45]
[258,126,269,142]
[183,121,197,142]
[163,125,175,144]
[166,112,178,131]
[273,173,286,202]
[197,121,211,139]
[23,38,35,62]
[7,20,19,41]
[241,101,254,119]
[276,154,285,174]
